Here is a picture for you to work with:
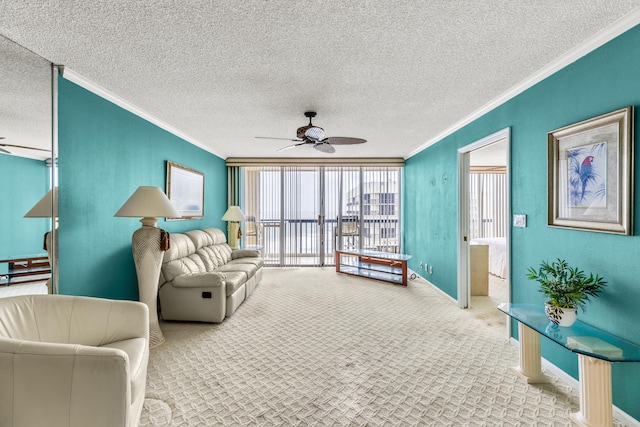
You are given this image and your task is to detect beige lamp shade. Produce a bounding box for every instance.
[221,205,246,222]
[24,186,58,218]
[115,186,180,226]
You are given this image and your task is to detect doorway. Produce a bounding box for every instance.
[457,129,511,327]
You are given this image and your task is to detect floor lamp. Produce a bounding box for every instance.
[24,186,58,294]
[222,206,245,249]
[115,186,180,348]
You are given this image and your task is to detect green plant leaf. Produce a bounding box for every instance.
[526,258,607,312]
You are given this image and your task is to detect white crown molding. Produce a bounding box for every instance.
[407,8,640,159]
[61,68,224,159]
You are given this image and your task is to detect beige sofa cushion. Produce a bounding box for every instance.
[204,228,232,262]
[162,234,207,282]
[185,229,213,247]
[219,262,258,279]
[221,271,248,297]
[228,257,264,269]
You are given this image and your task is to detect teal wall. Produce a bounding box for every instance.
[404,25,640,419]
[0,154,50,258]
[58,78,227,300]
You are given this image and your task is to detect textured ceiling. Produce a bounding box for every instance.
[1,1,640,160]
[0,36,51,160]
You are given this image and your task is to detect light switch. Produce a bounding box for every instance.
[513,214,527,228]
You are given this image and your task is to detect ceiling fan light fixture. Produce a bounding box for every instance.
[304,126,325,141]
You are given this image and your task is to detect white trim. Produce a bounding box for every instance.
[407,8,640,159]
[457,128,511,313]
[457,150,470,309]
[457,128,510,154]
[508,337,640,427]
[226,157,404,167]
[412,272,457,304]
[61,68,225,159]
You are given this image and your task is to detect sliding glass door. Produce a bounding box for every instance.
[240,165,401,266]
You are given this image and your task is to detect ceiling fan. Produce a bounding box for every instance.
[256,111,366,153]
[0,140,52,155]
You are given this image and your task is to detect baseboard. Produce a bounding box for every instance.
[410,270,457,304]
[508,337,640,426]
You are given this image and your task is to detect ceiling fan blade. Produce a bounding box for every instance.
[276,141,308,152]
[323,137,367,145]
[313,143,336,154]
[0,143,51,152]
[255,136,303,142]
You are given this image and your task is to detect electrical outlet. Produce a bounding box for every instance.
[419,261,423,269]
[429,266,433,274]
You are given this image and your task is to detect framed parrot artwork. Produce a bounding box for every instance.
[547,106,634,235]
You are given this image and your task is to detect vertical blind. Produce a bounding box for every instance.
[469,172,506,239]
[231,165,401,266]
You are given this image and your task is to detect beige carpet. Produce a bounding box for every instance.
[469,274,508,331]
[139,267,612,426]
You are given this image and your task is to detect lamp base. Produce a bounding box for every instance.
[228,222,240,249]
[132,224,165,348]
[149,321,165,349]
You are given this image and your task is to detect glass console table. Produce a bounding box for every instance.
[335,249,411,286]
[498,303,640,427]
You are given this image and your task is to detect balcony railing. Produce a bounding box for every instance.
[245,218,399,266]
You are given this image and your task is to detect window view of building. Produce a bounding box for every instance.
[239,166,401,266]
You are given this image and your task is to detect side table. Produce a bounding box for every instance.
[498,303,640,427]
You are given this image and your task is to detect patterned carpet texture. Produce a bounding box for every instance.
[140,267,593,426]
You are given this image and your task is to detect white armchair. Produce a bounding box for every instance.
[0,294,149,427]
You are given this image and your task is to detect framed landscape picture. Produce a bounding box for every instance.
[547,106,634,235]
[166,161,204,220]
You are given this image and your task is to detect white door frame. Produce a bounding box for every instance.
[457,128,511,309]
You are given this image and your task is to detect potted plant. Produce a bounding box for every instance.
[526,258,607,326]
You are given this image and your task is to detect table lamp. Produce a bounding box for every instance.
[115,186,180,348]
[24,186,58,294]
[222,206,245,249]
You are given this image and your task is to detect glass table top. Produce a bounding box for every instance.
[336,249,412,261]
[498,303,640,362]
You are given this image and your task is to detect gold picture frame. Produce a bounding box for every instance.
[166,161,204,220]
[547,106,634,235]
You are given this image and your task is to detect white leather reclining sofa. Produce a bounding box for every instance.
[159,228,264,323]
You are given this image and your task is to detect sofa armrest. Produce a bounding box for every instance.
[172,272,226,288]
[232,249,261,259]
[0,339,131,427]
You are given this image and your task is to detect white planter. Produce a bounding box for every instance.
[545,303,577,327]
